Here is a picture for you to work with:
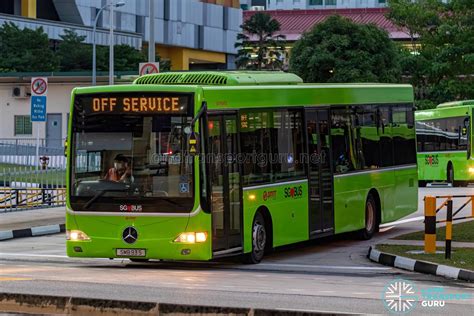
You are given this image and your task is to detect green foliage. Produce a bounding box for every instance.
[289,15,401,83]
[0,26,168,74]
[388,0,474,107]
[57,29,92,71]
[0,22,59,72]
[235,12,286,70]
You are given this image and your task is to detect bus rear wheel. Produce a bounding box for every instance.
[243,212,266,264]
[358,195,378,240]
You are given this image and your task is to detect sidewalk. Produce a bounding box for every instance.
[0,207,65,240]
[384,239,474,248]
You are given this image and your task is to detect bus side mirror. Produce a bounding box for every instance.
[187,131,199,156]
[64,140,68,157]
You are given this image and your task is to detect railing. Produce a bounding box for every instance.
[0,138,66,168]
[424,195,474,258]
[0,166,66,212]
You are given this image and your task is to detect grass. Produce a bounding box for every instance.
[393,220,474,243]
[0,163,65,184]
[376,244,474,271]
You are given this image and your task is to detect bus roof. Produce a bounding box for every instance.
[133,71,303,86]
[437,100,474,108]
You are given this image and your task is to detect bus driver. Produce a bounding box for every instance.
[104,154,131,183]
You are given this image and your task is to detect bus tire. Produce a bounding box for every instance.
[358,195,378,240]
[447,164,454,185]
[243,212,267,264]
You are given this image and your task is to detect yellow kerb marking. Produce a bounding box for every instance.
[0,277,32,281]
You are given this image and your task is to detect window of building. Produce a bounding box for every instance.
[325,0,337,5]
[309,0,323,5]
[240,109,305,185]
[14,115,32,135]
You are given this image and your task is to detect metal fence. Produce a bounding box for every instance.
[0,138,66,168]
[0,166,66,212]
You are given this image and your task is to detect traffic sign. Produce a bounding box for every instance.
[31,77,48,96]
[139,62,160,76]
[31,96,47,122]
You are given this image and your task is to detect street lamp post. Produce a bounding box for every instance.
[92,1,125,86]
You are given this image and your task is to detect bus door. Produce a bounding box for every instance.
[305,109,334,236]
[207,113,243,255]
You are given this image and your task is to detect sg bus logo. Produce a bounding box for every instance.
[284,186,303,199]
[120,204,143,212]
[425,154,439,166]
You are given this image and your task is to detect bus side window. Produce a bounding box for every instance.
[331,108,357,174]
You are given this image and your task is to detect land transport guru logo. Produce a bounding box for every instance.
[381,278,472,314]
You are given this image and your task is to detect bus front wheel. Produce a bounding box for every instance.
[358,195,378,240]
[243,212,267,264]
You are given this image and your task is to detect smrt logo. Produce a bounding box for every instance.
[263,190,276,201]
[425,154,439,166]
[120,204,143,212]
[284,186,303,199]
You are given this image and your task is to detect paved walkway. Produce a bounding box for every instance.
[0,207,65,231]
[381,239,474,248]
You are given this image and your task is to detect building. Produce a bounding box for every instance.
[0,1,243,146]
[242,8,411,68]
[0,74,135,157]
[0,0,242,70]
[265,0,387,10]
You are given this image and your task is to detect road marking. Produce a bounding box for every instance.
[379,226,394,233]
[380,216,424,227]
[259,263,391,270]
[0,277,32,281]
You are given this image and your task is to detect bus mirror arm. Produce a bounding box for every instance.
[190,102,208,130]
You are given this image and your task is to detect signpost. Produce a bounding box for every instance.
[139,62,160,76]
[31,77,48,169]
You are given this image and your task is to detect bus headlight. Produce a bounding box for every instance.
[174,232,207,243]
[469,167,474,174]
[66,230,91,241]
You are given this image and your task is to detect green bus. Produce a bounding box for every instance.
[415,100,473,186]
[66,71,418,263]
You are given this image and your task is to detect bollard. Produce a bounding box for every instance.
[445,199,453,259]
[424,195,436,254]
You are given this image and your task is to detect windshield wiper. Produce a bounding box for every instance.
[158,197,183,207]
[83,189,129,209]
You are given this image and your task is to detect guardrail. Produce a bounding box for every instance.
[424,195,474,258]
[0,138,66,168]
[0,166,66,212]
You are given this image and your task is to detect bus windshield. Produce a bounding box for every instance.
[69,92,194,213]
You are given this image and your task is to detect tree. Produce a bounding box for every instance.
[388,0,474,108]
[235,12,286,70]
[289,15,401,83]
[0,22,59,72]
[57,29,92,71]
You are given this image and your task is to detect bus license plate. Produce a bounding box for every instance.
[116,248,146,257]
